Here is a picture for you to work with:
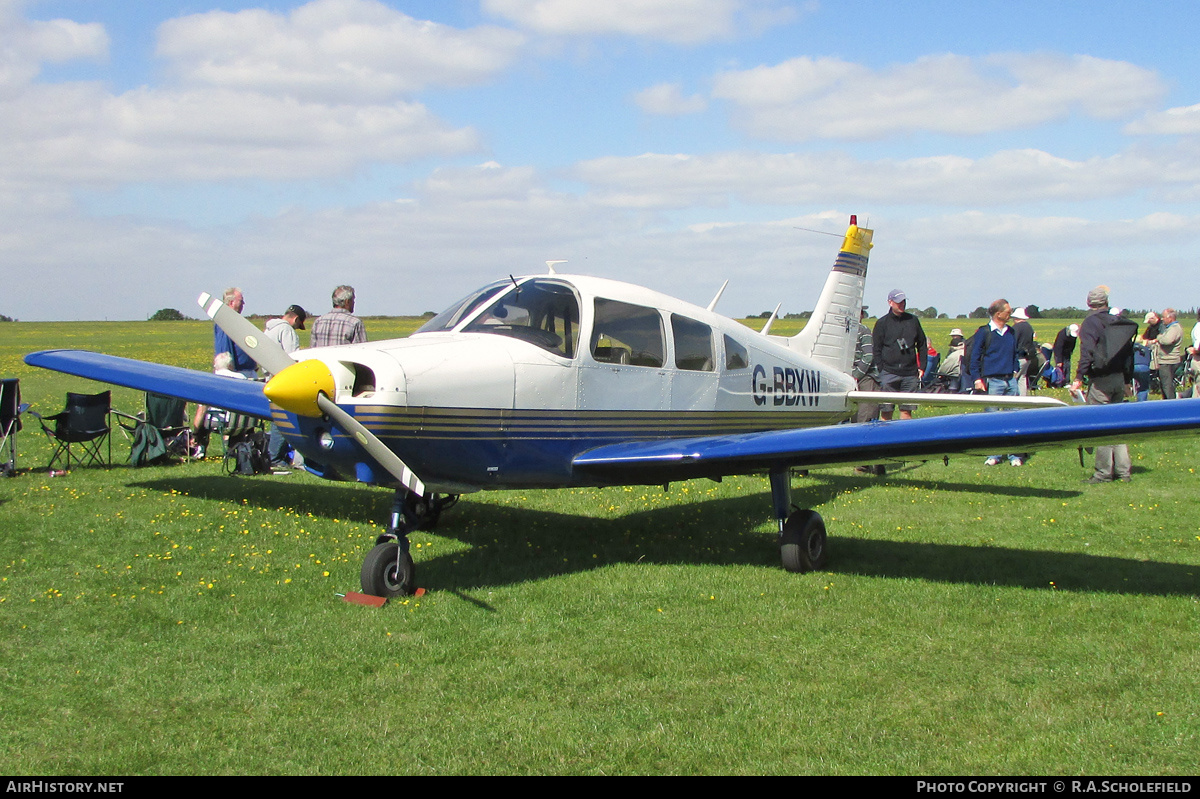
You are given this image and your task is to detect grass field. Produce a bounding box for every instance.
[2,317,1197,775]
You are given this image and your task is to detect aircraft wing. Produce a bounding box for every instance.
[24,350,271,419]
[847,390,1065,409]
[573,399,1200,483]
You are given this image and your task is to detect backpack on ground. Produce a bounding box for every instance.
[225,429,271,476]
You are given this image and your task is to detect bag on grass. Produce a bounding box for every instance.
[226,429,271,476]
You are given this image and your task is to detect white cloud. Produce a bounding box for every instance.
[569,144,1200,209]
[0,0,508,187]
[157,0,526,102]
[0,84,481,184]
[8,148,1200,322]
[0,0,107,94]
[483,0,792,44]
[1125,102,1200,135]
[634,83,708,115]
[903,211,1196,250]
[711,53,1165,141]
[418,162,546,203]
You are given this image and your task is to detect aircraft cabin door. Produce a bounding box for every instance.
[579,298,669,413]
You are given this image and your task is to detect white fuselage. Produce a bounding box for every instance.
[273,274,857,491]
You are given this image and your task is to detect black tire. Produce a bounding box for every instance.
[361,542,416,598]
[780,509,828,573]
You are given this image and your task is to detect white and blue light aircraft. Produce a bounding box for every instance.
[26,217,1200,597]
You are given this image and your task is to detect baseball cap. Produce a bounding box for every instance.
[286,304,307,329]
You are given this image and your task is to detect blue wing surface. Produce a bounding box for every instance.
[24,350,271,419]
[573,399,1200,483]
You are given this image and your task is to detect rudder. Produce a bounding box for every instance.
[788,216,873,375]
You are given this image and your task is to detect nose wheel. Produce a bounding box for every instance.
[361,541,416,598]
[360,489,460,598]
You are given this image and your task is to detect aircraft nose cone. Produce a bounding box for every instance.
[264,359,335,417]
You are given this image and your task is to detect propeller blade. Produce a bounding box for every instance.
[197,292,295,376]
[316,393,426,496]
[262,354,428,495]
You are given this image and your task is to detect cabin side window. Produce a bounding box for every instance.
[724,335,749,370]
[591,299,665,368]
[462,279,581,358]
[671,314,714,372]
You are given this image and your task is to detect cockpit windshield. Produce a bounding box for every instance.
[415,280,509,334]
[463,279,581,358]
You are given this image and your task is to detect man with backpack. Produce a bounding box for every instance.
[1071,285,1137,483]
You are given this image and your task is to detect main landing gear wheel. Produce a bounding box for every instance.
[780,509,827,573]
[361,541,417,598]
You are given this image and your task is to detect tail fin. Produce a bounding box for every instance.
[788,216,873,375]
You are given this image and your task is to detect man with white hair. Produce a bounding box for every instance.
[214,287,257,378]
[310,285,366,348]
[1155,308,1183,400]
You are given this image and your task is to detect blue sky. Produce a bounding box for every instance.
[6,0,1200,323]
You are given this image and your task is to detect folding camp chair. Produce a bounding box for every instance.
[115,392,194,466]
[29,390,112,471]
[0,378,29,476]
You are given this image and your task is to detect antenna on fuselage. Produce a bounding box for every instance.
[546,260,567,275]
[760,302,782,335]
[707,280,729,312]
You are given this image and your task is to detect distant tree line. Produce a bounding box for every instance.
[0,313,14,322]
[148,308,196,321]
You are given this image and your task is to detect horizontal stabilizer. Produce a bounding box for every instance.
[24,350,271,419]
[574,398,1200,483]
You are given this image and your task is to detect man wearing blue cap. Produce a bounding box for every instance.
[871,289,927,420]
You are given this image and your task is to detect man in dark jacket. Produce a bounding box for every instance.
[1052,324,1078,384]
[1071,285,1136,483]
[871,289,927,420]
[1010,307,1036,395]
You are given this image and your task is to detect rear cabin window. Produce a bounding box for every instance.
[724,335,749,370]
[462,279,581,358]
[591,299,665,367]
[671,314,714,372]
